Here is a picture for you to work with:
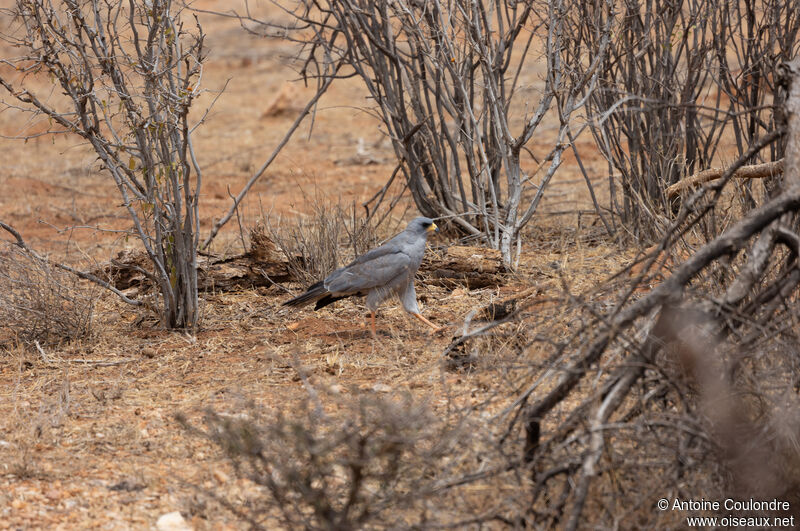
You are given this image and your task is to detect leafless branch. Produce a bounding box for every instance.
[666,159,785,197]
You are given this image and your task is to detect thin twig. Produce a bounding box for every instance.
[34,340,50,363]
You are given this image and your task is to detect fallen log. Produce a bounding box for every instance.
[96,247,294,295]
[199,253,294,292]
[472,286,540,321]
[420,245,508,289]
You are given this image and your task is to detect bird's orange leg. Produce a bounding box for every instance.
[412,312,444,333]
[370,311,377,338]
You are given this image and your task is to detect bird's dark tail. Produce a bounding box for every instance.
[282,281,328,308]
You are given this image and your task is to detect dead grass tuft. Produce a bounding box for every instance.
[0,244,96,349]
[260,199,388,287]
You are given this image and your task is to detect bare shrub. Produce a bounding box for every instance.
[0,244,95,348]
[579,0,800,241]
[179,391,474,529]
[713,0,800,199]
[503,61,800,527]
[0,0,206,328]
[237,0,614,265]
[0,1,338,327]
[511,284,800,527]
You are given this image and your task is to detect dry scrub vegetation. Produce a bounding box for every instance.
[1,0,800,529]
[0,243,96,348]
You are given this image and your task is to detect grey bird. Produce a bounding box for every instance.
[283,217,440,336]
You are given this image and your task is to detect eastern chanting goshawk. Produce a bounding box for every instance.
[283,217,440,336]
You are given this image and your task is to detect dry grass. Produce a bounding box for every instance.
[260,197,393,287]
[0,232,632,528]
[0,30,652,522]
[0,244,97,349]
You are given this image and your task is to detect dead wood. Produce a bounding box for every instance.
[420,246,508,289]
[198,253,294,292]
[524,181,800,461]
[96,243,508,295]
[783,58,800,189]
[473,287,539,322]
[96,248,293,295]
[665,159,784,197]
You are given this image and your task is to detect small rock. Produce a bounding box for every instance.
[141,347,157,358]
[261,83,294,118]
[156,511,193,531]
[212,469,230,484]
[108,479,145,492]
[450,287,468,298]
[372,383,391,393]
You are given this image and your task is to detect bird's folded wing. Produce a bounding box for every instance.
[349,238,402,265]
[326,250,411,294]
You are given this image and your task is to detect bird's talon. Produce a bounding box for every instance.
[430,325,447,335]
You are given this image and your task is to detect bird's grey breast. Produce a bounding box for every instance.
[403,232,428,271]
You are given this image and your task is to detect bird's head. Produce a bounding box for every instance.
[408,217,438,236]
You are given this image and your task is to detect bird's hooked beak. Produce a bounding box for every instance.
[427,222,439,233]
